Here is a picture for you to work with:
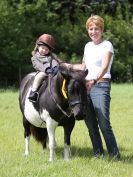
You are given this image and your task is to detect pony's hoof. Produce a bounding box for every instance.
[64,157,70,161]
[49,158,54,162]
[24,152,29,156]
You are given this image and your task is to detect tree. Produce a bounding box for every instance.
[0,0,133,86]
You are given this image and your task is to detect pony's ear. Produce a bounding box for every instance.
[59,64,67,72]
[59,64,88,79]
[59,64,71,78]
[77,69,88,78]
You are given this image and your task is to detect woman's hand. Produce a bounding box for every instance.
[86,80,96,91]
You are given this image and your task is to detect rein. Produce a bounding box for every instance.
[48,75,72,118]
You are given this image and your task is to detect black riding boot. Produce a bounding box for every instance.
[28,90,39,102]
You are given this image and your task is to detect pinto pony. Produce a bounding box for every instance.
[19,66,88,161]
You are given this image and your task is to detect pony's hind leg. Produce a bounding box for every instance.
[23,117,31,156]
[25,135,30,156]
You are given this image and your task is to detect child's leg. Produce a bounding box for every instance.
[29,72,46,102]
[32,72,46,91]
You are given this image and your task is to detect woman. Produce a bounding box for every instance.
[72,15,120,159]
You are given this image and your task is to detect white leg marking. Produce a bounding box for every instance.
[24,136,30,156]
[46,118,58,161]
[64,143,71,161]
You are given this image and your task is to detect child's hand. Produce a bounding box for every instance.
[52,66,58,74]
[45,67,53,74]
[45,66,58,75]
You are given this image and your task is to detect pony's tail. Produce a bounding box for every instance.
[30,125,48,149]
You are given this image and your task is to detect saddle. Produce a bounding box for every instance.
[37,65,59,95]
[38,77,48,95]
[38,76,68,101]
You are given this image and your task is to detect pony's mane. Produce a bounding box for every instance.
[59,64,87,83]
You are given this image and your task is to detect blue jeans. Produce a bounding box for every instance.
[84,81,120,158]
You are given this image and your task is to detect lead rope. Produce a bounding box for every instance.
[48,75,72,118]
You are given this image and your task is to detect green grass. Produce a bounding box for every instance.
[0,84,133,177]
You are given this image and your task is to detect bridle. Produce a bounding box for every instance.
[48,74,82,118]
[69,100,83,107]
[67,79,83,107]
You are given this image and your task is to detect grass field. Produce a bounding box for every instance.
[0,84,133,177]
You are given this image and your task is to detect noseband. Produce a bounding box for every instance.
[69,100,82,107]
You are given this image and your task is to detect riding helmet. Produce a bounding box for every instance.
[36,34,55,49]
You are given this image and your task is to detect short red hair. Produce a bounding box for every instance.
[86,15,104,31]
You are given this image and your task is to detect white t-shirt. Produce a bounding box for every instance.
[83,40,114,80]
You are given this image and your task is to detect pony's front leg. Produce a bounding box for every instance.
[63,117,75,161]
[46,118,58,161]
[64,143,71,161]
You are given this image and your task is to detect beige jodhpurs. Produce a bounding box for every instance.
[32,72,46,91]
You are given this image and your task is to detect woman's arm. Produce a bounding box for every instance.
[62,60,86,71]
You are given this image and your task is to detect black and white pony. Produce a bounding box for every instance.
[19,65,88,161]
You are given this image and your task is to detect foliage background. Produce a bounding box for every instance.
[0,0,133,86]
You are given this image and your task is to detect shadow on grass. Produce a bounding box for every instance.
[120,154,133,163]
[71,146,93,158]
[55,145,133,164]
[118,146,133,164]
[55,146,95,159]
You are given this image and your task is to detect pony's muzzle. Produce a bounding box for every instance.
[72,104,84,121]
